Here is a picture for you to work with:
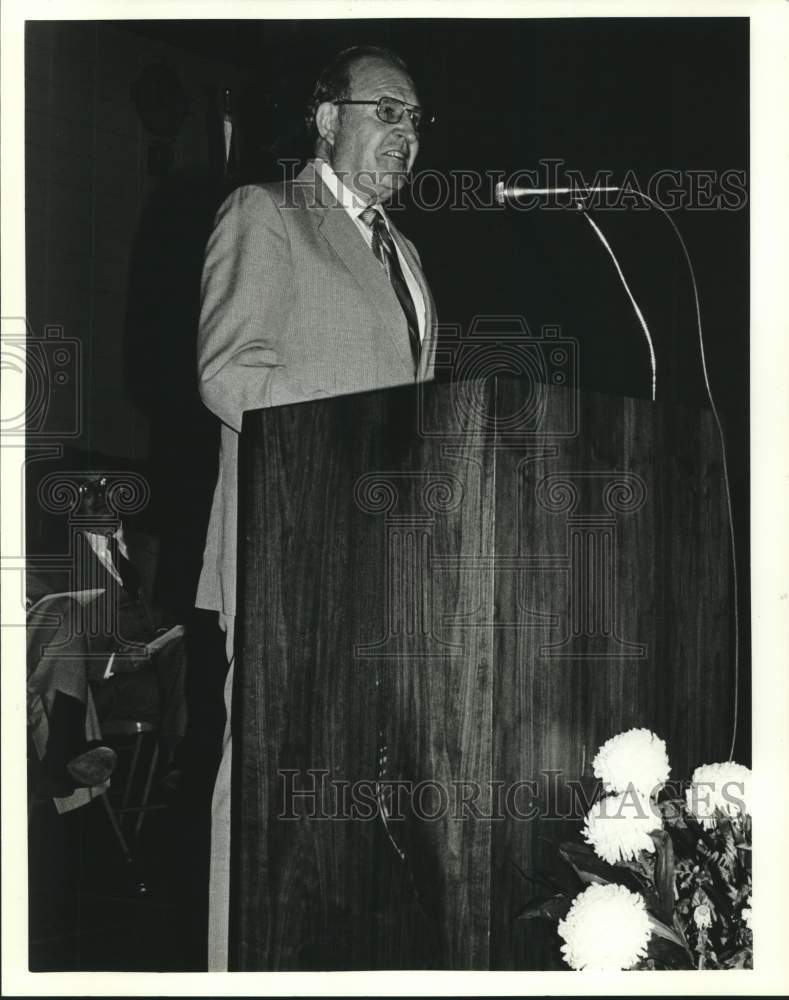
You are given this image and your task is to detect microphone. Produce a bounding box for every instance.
[495,180,621,204]
[494,177,656,404]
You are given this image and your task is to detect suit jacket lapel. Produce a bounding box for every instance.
[299,162,415,375]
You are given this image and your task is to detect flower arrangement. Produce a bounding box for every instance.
[519,728,752,971]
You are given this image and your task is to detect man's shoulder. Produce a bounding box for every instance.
[218,181,290,215]
[222,161,326,214]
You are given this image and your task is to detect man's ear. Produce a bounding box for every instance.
[315,101,339,145]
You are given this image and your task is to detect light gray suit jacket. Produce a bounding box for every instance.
[195,160,437,617]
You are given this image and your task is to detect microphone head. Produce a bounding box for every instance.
[495,179,622,205]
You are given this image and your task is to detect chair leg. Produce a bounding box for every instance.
[100,788,133,865]
[134,740,159,841]
[120,731,144,826]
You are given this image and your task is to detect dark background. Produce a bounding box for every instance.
[25,16,750,969]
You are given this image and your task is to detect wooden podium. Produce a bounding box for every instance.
[231,377,735,970]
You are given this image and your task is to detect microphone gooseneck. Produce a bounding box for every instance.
[496,177,740,760]
[496,181,656,403]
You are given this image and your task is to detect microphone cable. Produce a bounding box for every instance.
[623,188,741,764]
[508,182,742,762]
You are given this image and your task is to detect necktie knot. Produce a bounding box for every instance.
[360,206,382,230]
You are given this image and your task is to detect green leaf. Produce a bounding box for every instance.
[516,893,572,923]
[508,859,563,895]
[558,842,658,902]
[652,829,676,924]
[647,912,689,951]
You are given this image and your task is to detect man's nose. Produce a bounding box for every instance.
[393,115,418,143]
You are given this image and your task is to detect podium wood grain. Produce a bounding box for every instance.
[232,378,734,970]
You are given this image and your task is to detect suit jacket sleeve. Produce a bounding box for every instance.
[197,184,323,432]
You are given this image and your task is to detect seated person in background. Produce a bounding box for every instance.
[27,594,116,799]
[27,476,187,801]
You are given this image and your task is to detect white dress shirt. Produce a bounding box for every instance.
[315,158,426,342]
[85,526,129,587]
[85,526,130,679]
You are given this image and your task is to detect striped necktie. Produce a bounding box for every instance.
[360,207,421,371]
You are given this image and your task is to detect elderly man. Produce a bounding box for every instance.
[196,45,437,969]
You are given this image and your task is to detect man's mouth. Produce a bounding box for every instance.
[381,149,408,166]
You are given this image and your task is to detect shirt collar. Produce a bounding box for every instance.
[85,524,125,551]
[315,158,388,226]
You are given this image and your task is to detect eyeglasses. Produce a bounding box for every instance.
[332,95,435,132]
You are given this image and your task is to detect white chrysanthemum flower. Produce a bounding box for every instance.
[558,882,652,971]
[686,762,751,827]
[582,791,662,865]
[593,728,670,796]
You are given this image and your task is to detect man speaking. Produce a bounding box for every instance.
[195,45,437,969]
